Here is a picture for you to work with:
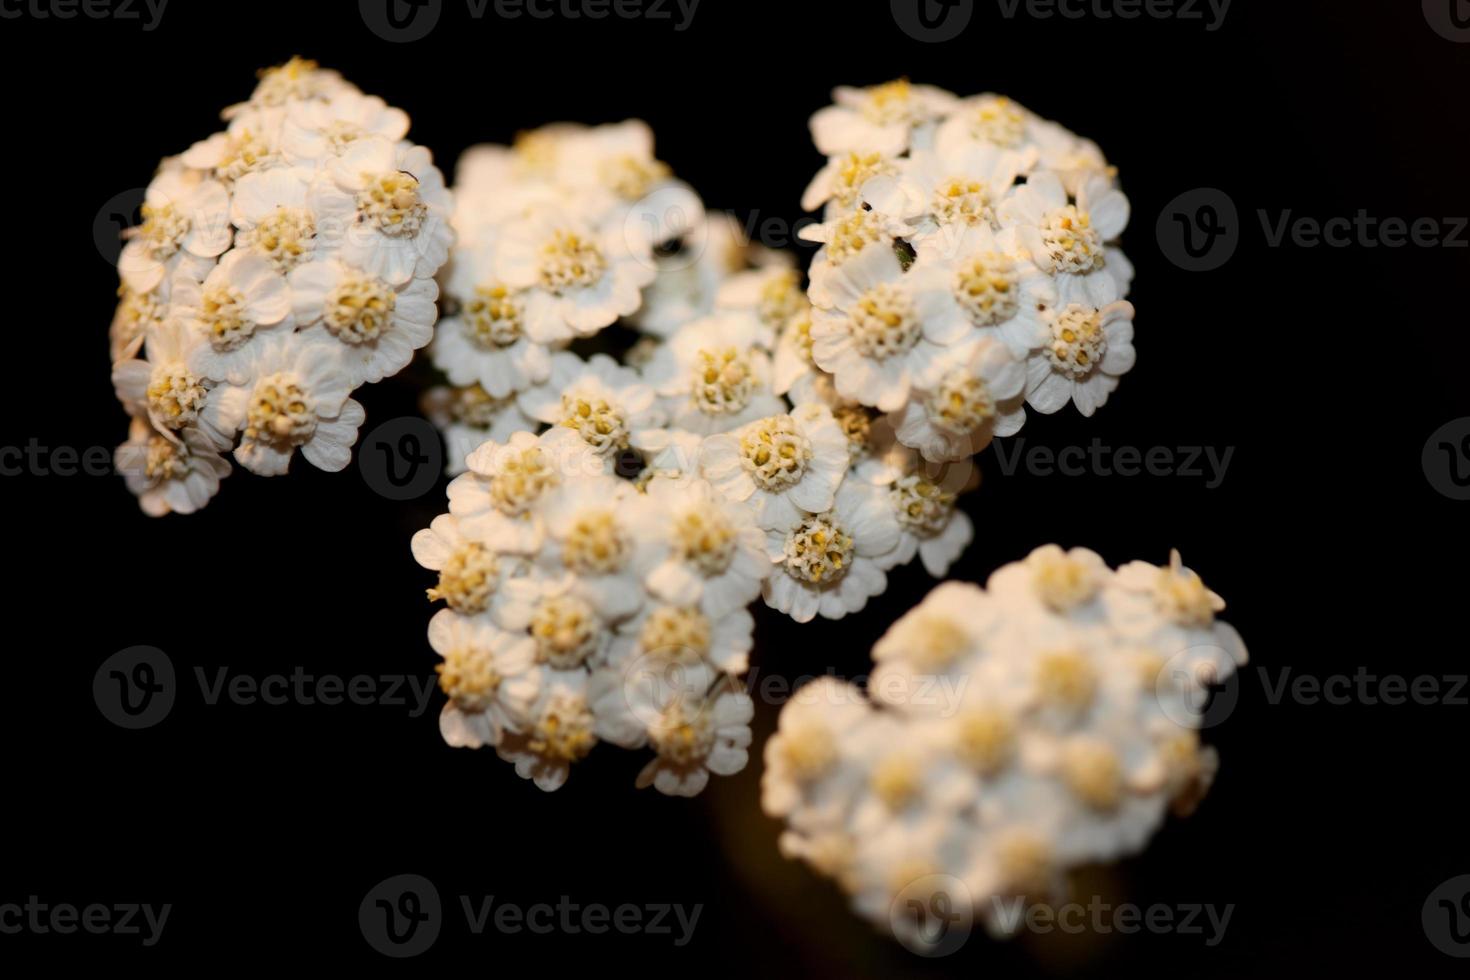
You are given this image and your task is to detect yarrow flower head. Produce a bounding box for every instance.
[800,82,1137,449]
[764,547,1247,944]
[108,59,452,515]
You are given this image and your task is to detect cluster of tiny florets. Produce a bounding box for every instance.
[762,545,1245,947]
[110,58,452,515]
[800,81,1137,467]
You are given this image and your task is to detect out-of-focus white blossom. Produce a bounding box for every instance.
[763,547,1246,942]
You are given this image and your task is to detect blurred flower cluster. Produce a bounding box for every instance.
[762,546,1246,945]
[109,59,452,514]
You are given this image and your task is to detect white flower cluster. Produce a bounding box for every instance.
[109,58,452,515]
[412,121,991,794]
[762,546,1246,945]
[412,441,765,794]
[798,81,1137,465]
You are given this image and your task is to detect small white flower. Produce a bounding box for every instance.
[761,478,902,623]
[492,205,656,341]
[870,456,974,578]
[536,474,647,621]
[118,169,231,293]
[449,429,571,554]
[810,80,958,157]
[518,352,663,467]
[908,221,1054,360]
[428,610,542,749]
[180,249,292,385]
[201,331,363,475]
[890,336,1027,463]
[630,477,770,621]
[496,670,599,792]
[111,317,209,443]
[809,245,968,414]
[1024,300,1136,417]
[281,89,410,164]
[700,403,850,530]
[431,249,553,398]
[640,311,785,435]
[1001,171,1132,306]
[860,144,1032,240]
[290,258,438,385]
[181,108,283,184]
[229,167,323,274]
[412,513,517,617]
[114,415,230,516]
[634,679,754,797]
[714,263,808,347]
[316,136,452,285]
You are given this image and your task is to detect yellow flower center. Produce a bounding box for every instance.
[426,542,500,615]
[358,171,426,237]
[462,283,522,348]
[325,271,396,344]
[739,415,812,492]
[1045,305,1106,380]
[244,372,316,448]
[783,513,854,585]
[849,282,920,359]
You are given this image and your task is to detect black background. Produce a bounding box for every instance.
[3,0,1467,974]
